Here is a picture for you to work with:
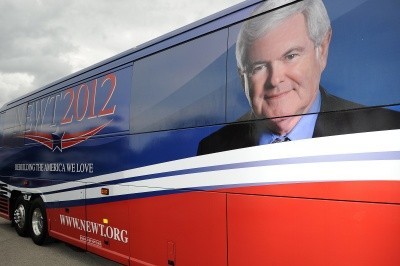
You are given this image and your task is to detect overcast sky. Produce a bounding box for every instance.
[0,0,244,108]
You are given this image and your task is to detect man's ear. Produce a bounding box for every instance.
[319,29,332,71]
[238,68,252,107]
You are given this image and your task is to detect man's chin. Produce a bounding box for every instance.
[266,116,299,136]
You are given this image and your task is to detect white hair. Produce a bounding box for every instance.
[236,0,331,71]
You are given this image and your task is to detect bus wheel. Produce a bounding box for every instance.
[29,198,49,245]
[13,196,29,237]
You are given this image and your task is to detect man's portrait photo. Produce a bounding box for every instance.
[197,0,400,155]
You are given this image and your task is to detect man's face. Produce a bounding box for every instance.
[244,13,330,135]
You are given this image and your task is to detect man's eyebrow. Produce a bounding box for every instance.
[249,60,268,66]
[282,46,305,57]
[247,46,306,67]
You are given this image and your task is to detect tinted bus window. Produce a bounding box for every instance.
[2,105,27,148]
[227,0,400,124]
[132,29,228,133]
[198,0,400,155]
[322,0,400,107]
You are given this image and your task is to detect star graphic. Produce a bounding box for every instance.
[51,132,64,152]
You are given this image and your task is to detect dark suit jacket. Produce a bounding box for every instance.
[197,88,400,155]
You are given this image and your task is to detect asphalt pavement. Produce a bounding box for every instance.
[0,217,120,266]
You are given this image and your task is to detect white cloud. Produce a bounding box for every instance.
[0,72,35,107]
[0,0,243,108]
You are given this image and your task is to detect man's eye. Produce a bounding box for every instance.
[285,53,298,61]
[251,64,266,75]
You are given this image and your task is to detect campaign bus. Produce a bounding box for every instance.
[0,0,399,265]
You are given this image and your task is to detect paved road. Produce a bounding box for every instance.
[0,217,120,265]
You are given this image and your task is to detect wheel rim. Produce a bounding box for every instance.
[31,208,44,236]
[14,204,26,229]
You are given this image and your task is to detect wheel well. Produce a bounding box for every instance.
[9,191,21,218]
[9,191,43,218]
[29,194,43,202]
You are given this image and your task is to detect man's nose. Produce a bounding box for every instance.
[266,61,285,88]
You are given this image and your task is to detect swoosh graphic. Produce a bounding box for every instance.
[21,120,112,151]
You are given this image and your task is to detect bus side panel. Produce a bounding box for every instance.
[221,181,400,204]
[227,194,400,266]
[47,182,86,250]
[129,191,227,266]
[48,205,87,250]
[86,199,130,265]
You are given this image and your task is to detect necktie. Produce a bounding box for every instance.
[271,136,290,144]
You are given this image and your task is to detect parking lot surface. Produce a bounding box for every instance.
[0,217,119,265]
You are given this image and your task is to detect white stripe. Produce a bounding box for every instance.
[44,188,85,203]
[47,159,400,202]
[127,160,400,190]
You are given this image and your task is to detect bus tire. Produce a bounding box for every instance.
[13,195,29,237]
[29,198,49,245]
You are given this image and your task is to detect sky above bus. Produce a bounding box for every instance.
[0,0,243,108]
